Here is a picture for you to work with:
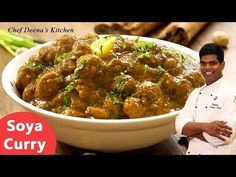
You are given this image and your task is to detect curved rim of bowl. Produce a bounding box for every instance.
[2,34,198,126]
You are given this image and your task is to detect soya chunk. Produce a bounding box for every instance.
[86,106,110,119]
[22,83,36,102]
[112,74,137,94]
[183,71,205,88]
[106,58,130,75]
[123,97,147,118]
[52,34,77,52]
[136,81,162,102]
[35,72,63,100]
[76,54,105,79]
[72,40,92,57]
[38,46,57,63]
[16,65,41,93]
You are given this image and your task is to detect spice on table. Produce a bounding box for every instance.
[212,31,229,48]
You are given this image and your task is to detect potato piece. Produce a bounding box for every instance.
[90,36,116,57]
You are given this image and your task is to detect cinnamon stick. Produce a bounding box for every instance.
[94,22,113,34]
[94,22,163,36]
[94,22,129,34]
[157,22,209,46]
[110,22,130,34]
[127,22,163,36]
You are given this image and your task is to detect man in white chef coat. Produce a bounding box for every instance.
[175,43,236,155]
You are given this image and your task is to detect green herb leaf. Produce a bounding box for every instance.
[65,82,75,93]
[36,63,44,70]
[137,52,151,59]
[176,53,186,63]
[37,74,43,78]
[134,41,156,53]
[56,52,72,62]
[156,65,166,74]
[73,67,80,79]
[25,62,44,70]
[58,75,64,83]
[77,57,87,72]
[108,91,120,104]
[144,64,149,72]
[156,81,162,87]
[63,95,70,107]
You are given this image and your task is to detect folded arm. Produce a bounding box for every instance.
[202,100,236,147]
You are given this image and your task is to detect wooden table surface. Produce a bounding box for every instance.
[1,22,235,155]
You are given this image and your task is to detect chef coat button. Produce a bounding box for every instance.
[211,94,213,96]
[188,152,190,154]
[205,106,207,108]
[195,106,197,108]
[199,92,202,94]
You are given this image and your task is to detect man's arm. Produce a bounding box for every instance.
[192,133,207,142]
[181,122,207,142]
[182,122,207,137]
[182,121,232,141]
[175,90,197,136]
[202,98,236,146]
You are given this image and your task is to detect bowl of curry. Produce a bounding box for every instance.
[2,34,205,152]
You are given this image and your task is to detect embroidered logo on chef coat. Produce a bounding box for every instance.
[209,94,221,109]
[210,103,221,109]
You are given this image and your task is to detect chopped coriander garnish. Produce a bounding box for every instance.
[117,72,125,85]
[122,43,127,50]
[81,57,87,64]
[56,52,72,62]
[76,57,87,72]
[138,52,151,59]
[73,67,80,79]
[156,65,166,74]
[63,95,70,107]
[36,63,44,70]
[144,64,149,72]
[37,74,43,78]
[108,91,120,104]
[65,82,75,93]
[58,75,64,83]
[176,53,186,63]
[25,62,44,70]
[156,81,162,87]
[134,41,156,53]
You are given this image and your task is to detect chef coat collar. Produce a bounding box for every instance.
[200,77,224,93]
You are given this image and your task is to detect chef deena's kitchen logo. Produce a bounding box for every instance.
[0,112,56,155]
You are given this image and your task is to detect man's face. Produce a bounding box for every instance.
[200,54,225,85]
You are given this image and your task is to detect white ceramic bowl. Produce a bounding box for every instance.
[2,35,199,153]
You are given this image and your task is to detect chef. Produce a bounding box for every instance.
[175,43,236,155]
